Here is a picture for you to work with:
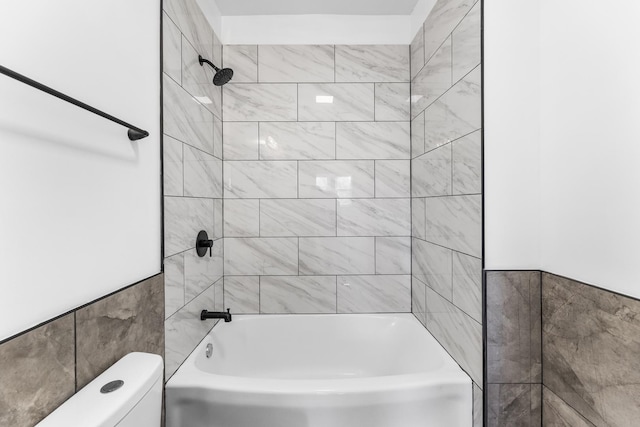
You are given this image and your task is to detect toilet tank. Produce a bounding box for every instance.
[36,352,163,427]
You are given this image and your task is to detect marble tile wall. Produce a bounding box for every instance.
[409,0,482,422]
[221,43,412,315]
[0,274,163,427]
[163,0,224,379]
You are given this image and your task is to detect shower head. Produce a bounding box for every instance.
[198,55,234,86]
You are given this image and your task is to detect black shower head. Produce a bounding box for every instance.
[198,55,234,86]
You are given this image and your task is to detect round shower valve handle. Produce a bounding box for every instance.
[196,230,213,257]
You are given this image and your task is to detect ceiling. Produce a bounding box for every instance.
[214,0,421,16]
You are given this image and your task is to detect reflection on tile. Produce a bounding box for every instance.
[375,160,410,198]
[259,45,334,83]
[412,277,427,326]
[182,36,220,116]
[337,198,411,236]
[260,199,336,237]
[411,198,426,240]
[183,145,222,198]
[452,130,481,195]
[486,271,541,384]
[184,243,223,302]
[224,84,297,121]
[261,276,337,314]
[412,37,452,117]
[338,275,411,313]
[224,276,259,314]
[411,112,425,158]
[223,122,259,160]
[543,387,594,427]
[375,83,411,121]
[425,195,482,257]
[336,122,410,160]
[542,272,640,427]
[0,315,74,427]
[164,197,213,256]
[452,252,482,323]
[376,237,411,274]
[223,45,258,83]
[299,160,374,198]
[423,0,475,63]
[163,74,214,154]
[164,134,183,196]
[426,287,482,384]
[298,83,374,121]
[299,237,375,275]
[224,199,260,237]
[412,238,452,300]
[335,45,410,83]
[224,161,297,198]
[260,122,335,160]
[487,383,542,427]
[163,0,213,57]
[412,146,452,197]
[410,28,425,80]
[213,199,223,239]
[165,253,185,318]
[452,2,481,82]
[424,66,481,151]
[473,384,483,427]
[163,12,181,84]
[224,238,298,275]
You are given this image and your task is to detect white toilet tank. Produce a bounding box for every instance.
[36,352,163,427]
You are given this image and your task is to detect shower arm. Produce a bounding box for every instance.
[198,55,220,72]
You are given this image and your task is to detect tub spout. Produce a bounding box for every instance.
[201,308,232,322]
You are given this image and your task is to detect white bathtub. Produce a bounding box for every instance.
[166,314,472,427]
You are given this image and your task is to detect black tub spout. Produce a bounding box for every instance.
[201,309,232,322]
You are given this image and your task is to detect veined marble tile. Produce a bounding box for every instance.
[181,36,221,117]
[452,130,481,195]
[473,384,483,427]
[336,122,410,160]
[260,199,336,237]
[164,197,213,256]
[223,84,297,121]
[260,122,335,160]
[543,387,594,427]
[375,83,411,121]
[163,74,214,154]
[452,252,482,323]
[411,112,425,159]
[412,238,452,300]
[299,237,375,275]
[223,122,259,160]
[412,197,427,239]
[163,0,213,59]
[424,66,481,151]
[258,45,335,83]
[213,32,223,72]
[375,160,410,198]
[376,237,411,274]
[184,242,223,302]
[260,276,337,314]
[298,160,374,198]
[337,198,411,236]
[425,195,482,257]
[183,145,222,198]
[164,252,185,318]
[423,0,475,63]
[335,45,410,83]
[214,277,224,311]
[412,145,452,197]
[452,2,481,82]
[411,37,452,118]
[426,287,482,384]
[224,199,260,237]
[213,115,223,158]
[224,161,297,198]
[164,135,183,196]
[224,276,259,314]
[163,12,181,84]
[412,276,427,326]
[487,384,542,427]
[224,238,298,275]
[223,45,257,83]
[213,199,223,239]
[410,28,425,80]
[298,83,374,121]
[338,275,411,313]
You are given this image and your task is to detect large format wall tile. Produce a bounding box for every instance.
[0,315,75,427]
[335,45,410,83]
[164,197,214,256]
[542,272,640,427]
[259,45,335,83]
[224,276,260,314]
[164,0,213,57]
[224,161,298,198]
[224,238,299,276]
[452,130,481,195]
[543,386,595,427]
[298,160,375,198]
[164,134,183,197]
[375,160,410,197]
[184,244,223,301]
[260,199,336,237]
[183,145,222,198]
[298,83,374,121]
[259,122,336,160]
[410,28,425,79]
[337,275,411,313]
[422,0,475,63]
[223,122,259,160]
[261,276,337,313]
[165,253,185,318]
[336,122,410,160]
[412,277,427,326]
[182,36,222,117]
[299,237,375,275]
[224,199,260,237]
[452,252,482,323]
[412,238,452,299]
[411,37,452,117]
[425,195,482,257]
[486,383,541,427]
[223,45,258,83]
[337,198,411,237]
[412,146,452,196]
[375,83,411,121]
[452,2,481,82]
[163,12,182,84]
[375,237,411,275]
[224,84,298,121]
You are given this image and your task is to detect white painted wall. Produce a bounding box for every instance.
[0,0,161,340]
[486,0,640,298]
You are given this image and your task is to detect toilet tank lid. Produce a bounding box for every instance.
[36,352,163,427]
